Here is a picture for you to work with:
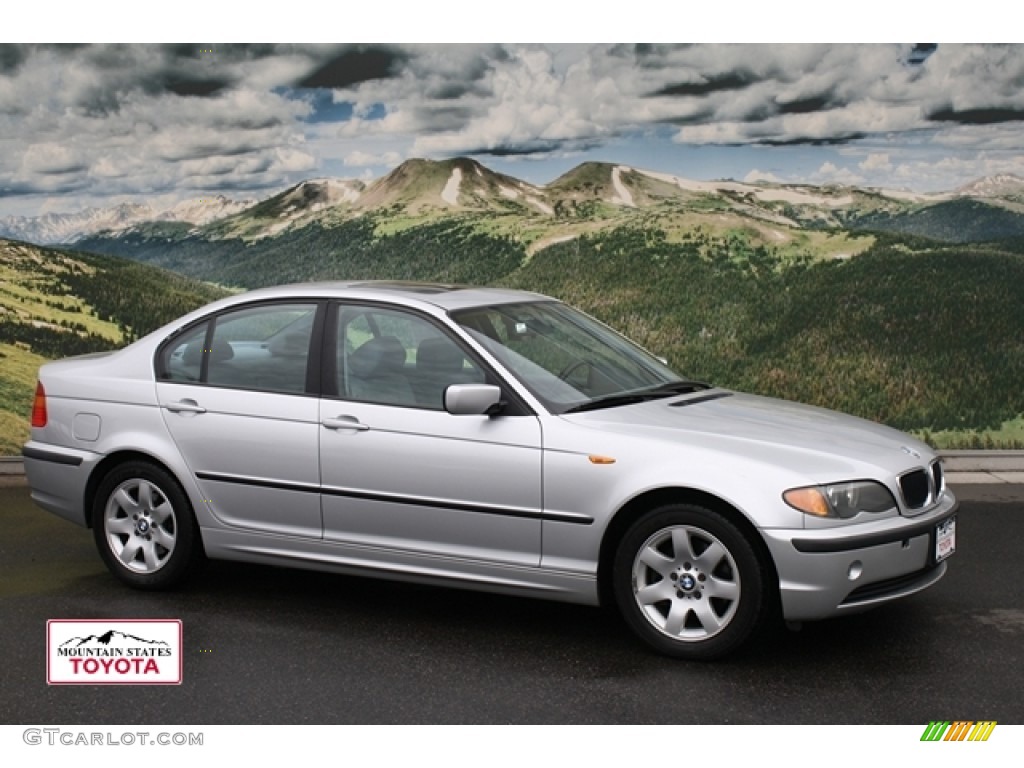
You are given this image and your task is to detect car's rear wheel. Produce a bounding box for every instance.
[92,461,203,590]
[612,504,765,660]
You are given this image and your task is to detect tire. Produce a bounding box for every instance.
[612,504,766,660]
[92,461,204,590]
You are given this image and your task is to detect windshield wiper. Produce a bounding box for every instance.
[644,379,712,395]
[563,380,711,414]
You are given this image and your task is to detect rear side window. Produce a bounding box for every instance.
[158,303,318,395]
[159,323,208,383]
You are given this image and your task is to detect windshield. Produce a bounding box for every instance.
[451,301,697,413]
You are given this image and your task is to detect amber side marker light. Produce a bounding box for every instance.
[31,381,47,428]
[588,455,616,465]
[783,487,830,517]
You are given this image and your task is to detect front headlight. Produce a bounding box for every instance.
[783,480,897,519]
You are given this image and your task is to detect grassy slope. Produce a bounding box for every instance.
[0,240,227,454]
[922,415,1024,450]
[0,344,47,455]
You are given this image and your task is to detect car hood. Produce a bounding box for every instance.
[559,389,935,481]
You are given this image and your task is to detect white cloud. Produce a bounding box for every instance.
[860,153,892,172]
[271,147,317,173]
[744,169,783,183]
[19,143,86,175]
[4,43,1024,214]
[344,150,402,167]
[814,162,864,186]
[890,152,1024,191]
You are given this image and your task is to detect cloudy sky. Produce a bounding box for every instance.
[2,42,1024,217]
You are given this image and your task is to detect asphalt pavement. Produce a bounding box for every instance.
[1,480,1021,724]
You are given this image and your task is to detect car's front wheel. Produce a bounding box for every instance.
[612,504,766,660]
[92,461,203,590]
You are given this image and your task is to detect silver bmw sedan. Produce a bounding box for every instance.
[23,281,957,659]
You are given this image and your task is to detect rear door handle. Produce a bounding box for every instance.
[321,416,370,431]
[164,399,207,414]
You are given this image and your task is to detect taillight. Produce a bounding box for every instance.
[31,381,47,428]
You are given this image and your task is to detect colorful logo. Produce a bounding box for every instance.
[47,619,182,685]
[920,721,997,741]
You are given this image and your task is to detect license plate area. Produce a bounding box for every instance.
[934,516,956,563]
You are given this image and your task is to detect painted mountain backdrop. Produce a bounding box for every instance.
[2,158,1023,453]
[8,159,1024,250]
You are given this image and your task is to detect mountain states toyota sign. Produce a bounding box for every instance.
[47,619,182,685]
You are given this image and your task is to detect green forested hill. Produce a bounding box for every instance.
[0,240,227,454]
[499,230,1024,445]
[847,198,1024,243]
[77,215,527,288]
[11,214,1024,451]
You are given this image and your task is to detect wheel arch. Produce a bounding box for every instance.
[84,450,192,530]
[597,486,780,611]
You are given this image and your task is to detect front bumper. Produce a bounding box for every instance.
[761,489,959,622]
[22,441,102,528]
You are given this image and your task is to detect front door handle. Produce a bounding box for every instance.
[164,399,207,414]
[321,415,370,431]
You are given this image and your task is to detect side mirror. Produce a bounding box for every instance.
[445,384,503,416]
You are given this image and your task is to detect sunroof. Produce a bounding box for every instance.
[355,281,461,294]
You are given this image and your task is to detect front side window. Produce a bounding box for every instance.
[336,305,484,409]
[158,303,317,395]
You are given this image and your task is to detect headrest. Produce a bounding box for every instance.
[348,336,407,377]
[268,332,308,358]
[416,337,464,374]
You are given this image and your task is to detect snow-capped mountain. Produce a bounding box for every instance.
[955,174,1024,199]
[155,195,256,226]
[6,160,1024,248]
[0,195,254,244]
[0,203,154,245]
[203,178,366,239]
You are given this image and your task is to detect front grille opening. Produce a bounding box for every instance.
[900,469,929,509]
[931,461,944,496]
